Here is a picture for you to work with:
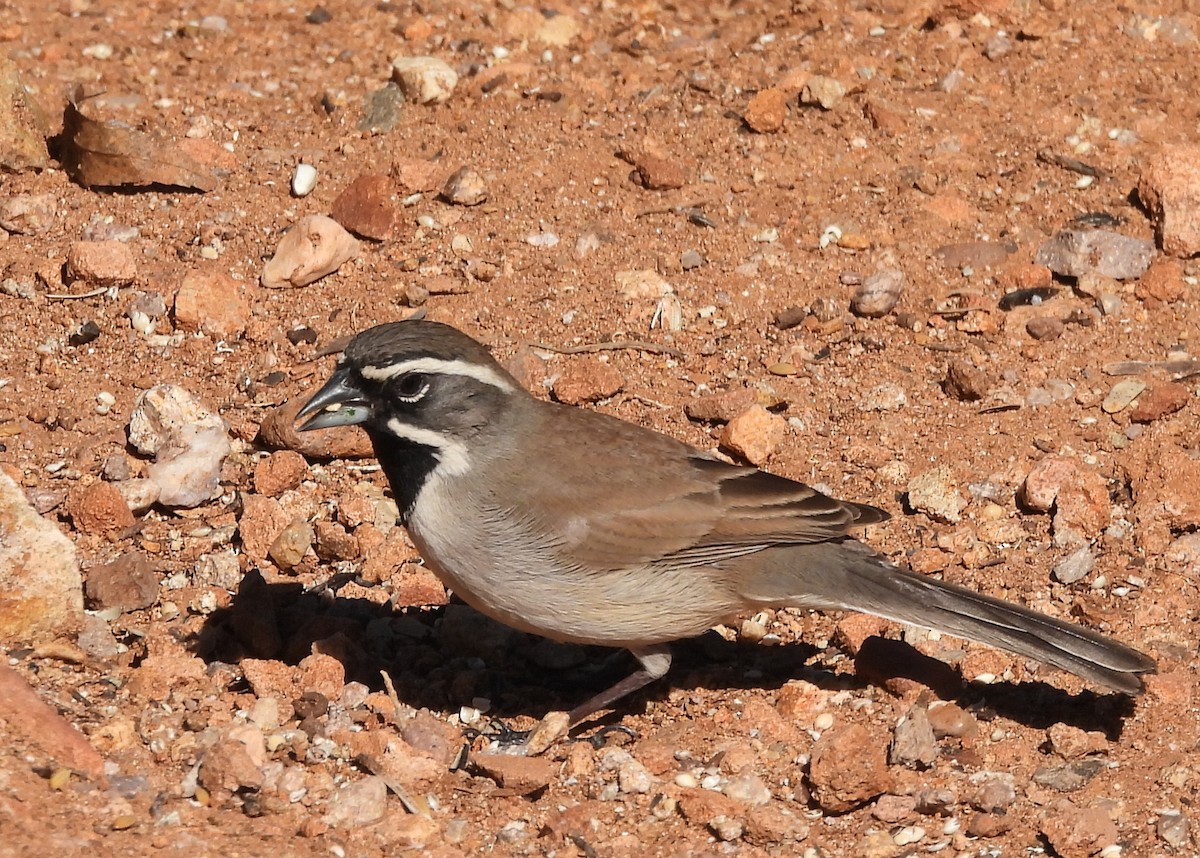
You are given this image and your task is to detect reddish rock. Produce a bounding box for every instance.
[1131,446,1200,552]
[85,551,158,612]
[400,710,461,767]
[352,731,446,792]
[296,652,346,700]
[998,261,1054,291]
[943,360,990,401]
[66,240,137,287]
[253,450,309,496]
[198,723,267,796]
[1046,723,1106,759]
[67,481,135,535]
[551,357,624,404]
[472,753,555,793]
[0,663,105,781]
[677,788,742,825]
[314,520,360,561]
[1026,315,1065,341]
[744,88,787,133]
[620,143,687,190]
[173,268,251,339]
[685,387,786,423]
[1129,381,1189,423]
[923,192,977,226]
[1020,456,1109,542]
[391,563,449,607]
[1135,257,1187,303]
[257,395,374,460]
[360,529,421,584]
[331,173,401,240]
[720,404,786,465]
[391,156,444,193]
[238,493,291,564]
[926,701,979,739]
[833,613,890,655]
[1138,144,1200,257]
[806,724,891,813]
[1039,799,1119,858]
[775,678,830,724]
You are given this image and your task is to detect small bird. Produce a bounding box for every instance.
[297,319,1155,724]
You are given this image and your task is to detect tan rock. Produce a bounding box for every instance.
[391,55,458,104]
[1138,144,1200,257]
[720,404,785,465]
[0,471,82,643]
[261,214,360,288]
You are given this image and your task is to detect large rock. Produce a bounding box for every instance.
[0,471,82,642]
[128,384,232,507]
[0,54,48,172]
[1138,144,1200,257]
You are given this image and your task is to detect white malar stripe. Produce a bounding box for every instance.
[361,357,516,392]
[386,417,471,476]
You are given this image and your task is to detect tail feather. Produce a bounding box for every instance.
[748,541,1156,694]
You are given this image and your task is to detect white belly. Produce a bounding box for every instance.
[406,479,740,647]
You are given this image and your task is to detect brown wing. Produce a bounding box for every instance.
[487,400,888,573]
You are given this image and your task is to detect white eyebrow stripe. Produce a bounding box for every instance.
[360,357,516,392]
[385,417,471,476]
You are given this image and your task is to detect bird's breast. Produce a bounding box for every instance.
[405,477,742,647]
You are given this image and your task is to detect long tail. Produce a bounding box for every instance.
[747,541,1156,694]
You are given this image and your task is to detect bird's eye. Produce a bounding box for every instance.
[394,372,428,401]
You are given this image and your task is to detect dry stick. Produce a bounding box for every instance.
[530,340,686,358]
[45,287,109,300]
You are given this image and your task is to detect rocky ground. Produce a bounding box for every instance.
[2,0,1200,855]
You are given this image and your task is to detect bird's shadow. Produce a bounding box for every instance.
[191,570,1138,740]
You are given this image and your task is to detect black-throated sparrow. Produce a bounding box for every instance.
[296,319,1155,724]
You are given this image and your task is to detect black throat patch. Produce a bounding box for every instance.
[366,428,441,522]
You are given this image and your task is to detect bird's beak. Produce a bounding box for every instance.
[295,366,373,431]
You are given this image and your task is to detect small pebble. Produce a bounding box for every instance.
[1101,379,1147,414]
[851,268,904,317]
[292,163,317,196]
[1026,315,1065,341]
[1053,545,1095,585]
[800,75,846,109]
[391,55,458,104]
[442,167,488,206]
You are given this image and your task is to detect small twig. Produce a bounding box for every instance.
[1036,148,1103,178]
[531,339,685,358]
[380,669,404,721]
[45,287,108,300]
[634,199,713,220]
